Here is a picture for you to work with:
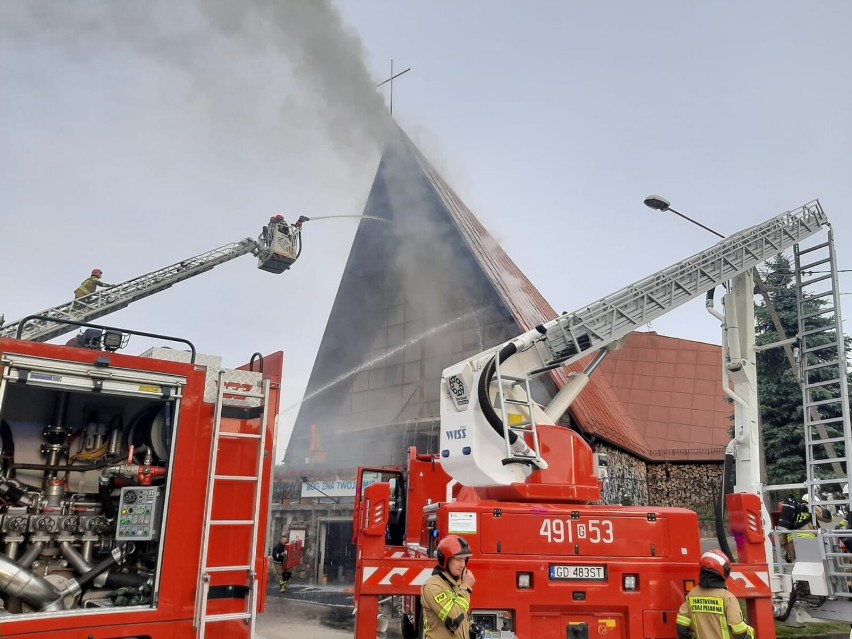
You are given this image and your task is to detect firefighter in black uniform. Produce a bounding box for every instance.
[271,534,291,593]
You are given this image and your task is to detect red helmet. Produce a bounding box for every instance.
[436,535,472,570]
[91,269,103,277]
[699,550,731,579]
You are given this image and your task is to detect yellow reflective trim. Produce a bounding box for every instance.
[731,622,749,634]
[455,595,470,611]
[720,616,730,639]
[438,599,455,622]
[676,615,693,627]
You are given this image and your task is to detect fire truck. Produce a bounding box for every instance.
[352,200,852,638]
[0,319,283,637]
[0,215,307,637]
[0,213,308,344]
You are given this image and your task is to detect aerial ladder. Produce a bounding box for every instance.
[354,200,849,639]
[0,214,308,343]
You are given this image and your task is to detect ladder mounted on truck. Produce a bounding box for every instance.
[795,228,852,499]
[0,215,307,344]
[531,201,829,374]
[441,200,831,488]
[195,368,271,638]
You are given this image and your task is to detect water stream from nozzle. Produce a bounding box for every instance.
[283,307,488,414]
[307,214,387,223]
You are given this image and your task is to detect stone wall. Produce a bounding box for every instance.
[269,501,354,583]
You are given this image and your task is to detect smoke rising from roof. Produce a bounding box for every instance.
[0,0,394,161]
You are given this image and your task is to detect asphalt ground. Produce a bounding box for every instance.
[256,596,354,639]
[257,540,733,639]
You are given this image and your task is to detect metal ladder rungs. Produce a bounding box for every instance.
[205,565,252,573]
[500,373,530,384]
[801,307,835,320]
[204,612,253,623]
[223,390,265,400]
[804,378,842,390]
[800,326,838,338]
[213,474,260,482]
[799,274,833,288]
[219,432,262,440]
[811,477,849,486]
[803,343,837,355]
[797,240,831,256]
[806,416,845,428]
[799,257,831,271]
[804,360,840,372]
[795,229,852,605]
[802,289,835,301]
[811,457,848,466]
[493,358,543,467]
[810,435,846,445]
[807,397,844,408]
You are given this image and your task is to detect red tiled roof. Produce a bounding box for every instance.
[597,332,730,461]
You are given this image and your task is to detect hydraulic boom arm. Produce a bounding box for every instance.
[0,215,308,343]
[440,201,829,487]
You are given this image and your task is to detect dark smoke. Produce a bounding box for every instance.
[0,0,394,160]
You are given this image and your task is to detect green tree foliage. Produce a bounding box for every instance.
[756,255,845,486]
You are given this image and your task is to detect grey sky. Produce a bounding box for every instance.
[2,2,850,461]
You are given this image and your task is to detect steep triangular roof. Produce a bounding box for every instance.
[286,127,652,468]
[406,136,654,456]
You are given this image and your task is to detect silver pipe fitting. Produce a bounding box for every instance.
[0,554,63,612]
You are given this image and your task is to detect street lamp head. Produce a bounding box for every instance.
[643,195,671,212]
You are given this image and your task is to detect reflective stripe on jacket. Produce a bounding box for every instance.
[677,586,753,639]
[75,276,108,298]
[420,571,471,639]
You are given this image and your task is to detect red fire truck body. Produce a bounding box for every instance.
[353,429,711,639]
[350,202,835,639]
[0,332,281,638]
[354,439,772,639]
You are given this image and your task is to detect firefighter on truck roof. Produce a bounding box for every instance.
[421,534,476,639]
[677,550,755,639]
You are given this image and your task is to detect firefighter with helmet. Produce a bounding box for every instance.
[676,550,755,639]
[780,493,829,561]
[421,534,476,639]
[271,534,291,593]
[74,269,115,299]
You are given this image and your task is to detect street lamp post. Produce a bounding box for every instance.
[643,195,725,239]
[643,194,770,573]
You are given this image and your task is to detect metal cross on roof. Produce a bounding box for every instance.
[376,59,411,116]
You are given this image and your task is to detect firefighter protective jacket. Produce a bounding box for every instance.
[676,585,754,639]
[74,276,110,298]
[420,569,472,639]
[271,541,287,565]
